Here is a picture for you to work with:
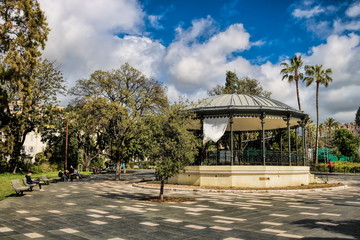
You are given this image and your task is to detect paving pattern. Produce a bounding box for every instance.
[0,171,359,240]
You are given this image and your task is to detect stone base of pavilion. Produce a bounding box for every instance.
[167,166,311,188]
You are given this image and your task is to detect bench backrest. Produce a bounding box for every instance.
[22,178,30,186]
[11,179,22,189]
[41,175,49,180]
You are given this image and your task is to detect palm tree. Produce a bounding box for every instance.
[323,117,340,134]
[322,117,340,163]
[304,65,333,164]
[280,55,304,111]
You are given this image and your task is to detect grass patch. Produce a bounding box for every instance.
[0,171,59,201]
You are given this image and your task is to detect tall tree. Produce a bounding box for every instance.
[224,71,238,94]
[1,59,64,172]
[304,64,333,164]
[0,0,50,172]
[145,103,199,200]
[208,71,271,97]
[355,107,360,127]
[68,98,112,172]
[0,0,50,127]
[70,63,168,180]
[280,55,304,111]
[323,117,340,137]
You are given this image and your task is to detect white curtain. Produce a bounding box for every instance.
[203,117,229,144]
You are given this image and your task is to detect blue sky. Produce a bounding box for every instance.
[39,0,360,123]
[141,0,344,63]
[142,0,307,62]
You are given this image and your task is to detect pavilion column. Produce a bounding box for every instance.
[260,113,266,166]
[240,132,243,165]
[280,132,283,163]
[295,127,299,165]
[300,118,308,166]
[302,124,306,166]
[230,116,234,166]
[200,117,204,165]
[285,115,291,166]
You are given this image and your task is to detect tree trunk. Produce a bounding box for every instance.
[315,82,320,165]
[115,161,121,180]
[11,134,24,173]
[159,179,164,200]
[295,80,302,111]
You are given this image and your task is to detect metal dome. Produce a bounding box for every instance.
[191,94,305,119]
[189,94,308,131]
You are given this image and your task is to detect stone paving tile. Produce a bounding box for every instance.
[1,171,360,240]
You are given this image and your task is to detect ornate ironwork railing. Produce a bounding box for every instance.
[198,149,306,166]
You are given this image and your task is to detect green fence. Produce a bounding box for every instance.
[317,148,354,162]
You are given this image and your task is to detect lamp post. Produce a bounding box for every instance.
[64,119,69,171]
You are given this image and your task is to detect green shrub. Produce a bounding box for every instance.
[30,162,58,173]
[313,161,360,173]
[129,161,134,169]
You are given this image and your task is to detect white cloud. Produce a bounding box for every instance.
[292,5,324,18]
[37,1,359,123]
[333,20,360,34]
[306,34,360,87]
[148,15,164,29]
[301,34,360,122]
[38,0,164,83]
[174,16,216,43]
[164,20,253,92]
[346,1,360,17]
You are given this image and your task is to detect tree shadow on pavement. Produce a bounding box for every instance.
[293,218,360,239]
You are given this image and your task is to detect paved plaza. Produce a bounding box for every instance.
[0,171,359,240]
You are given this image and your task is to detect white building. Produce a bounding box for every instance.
[22,131,47,162]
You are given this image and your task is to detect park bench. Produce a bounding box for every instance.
[41,175,59,184]
[49,176,61,182]
[22,178,38,191]
[11,179,29,196]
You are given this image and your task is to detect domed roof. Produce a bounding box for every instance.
[191,94,305,119]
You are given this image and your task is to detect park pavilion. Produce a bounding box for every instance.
[167,94,312,188]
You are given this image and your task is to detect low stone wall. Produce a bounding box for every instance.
[167,165,310,188]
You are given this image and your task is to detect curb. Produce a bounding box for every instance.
[132,183,348,193]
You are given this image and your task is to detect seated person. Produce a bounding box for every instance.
[25,172,42,189]
[58,170,68,181]
[74,169,81,178]
[68,166,76,180]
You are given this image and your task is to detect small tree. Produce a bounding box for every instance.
[146,104,199,200]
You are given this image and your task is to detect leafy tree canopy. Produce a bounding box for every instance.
[0,0,51,172]
[70,63,169,180]
[1,59,65,172]
[333,129,359,157]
